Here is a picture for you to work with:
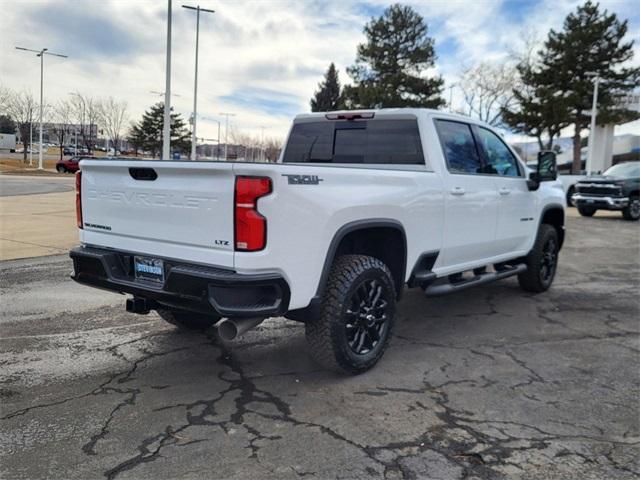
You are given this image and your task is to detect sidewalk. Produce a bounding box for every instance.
[0,190,77,261]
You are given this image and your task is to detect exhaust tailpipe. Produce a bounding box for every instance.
[217,317,265,341]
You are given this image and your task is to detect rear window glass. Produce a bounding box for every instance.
[282,119,424,165]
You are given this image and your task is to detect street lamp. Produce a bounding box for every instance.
[15,46,67,170]
[585,72,600,176]
[182,4,215,161]
[219,112,235,160]
[68,92,85,156]
[447,83,457,113]
[259,126,269,162]
[197,115,222,160]
[163,0,173,160]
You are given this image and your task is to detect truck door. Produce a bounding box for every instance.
[434,120,500,267]
[473,126,536,254]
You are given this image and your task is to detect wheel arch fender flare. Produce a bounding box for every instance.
[315,218,408,299]
[538,203,565,250]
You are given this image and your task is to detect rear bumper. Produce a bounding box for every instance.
[572,194,629,210]
[70,246,290,317]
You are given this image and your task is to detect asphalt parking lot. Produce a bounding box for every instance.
[1,215,638,480]
[0,175,74,197]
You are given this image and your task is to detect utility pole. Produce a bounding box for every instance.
[163,0,173,160]
[219,112,235,160]
[182,4,215,161]
[585,73,600,176]
[15,46,67,170]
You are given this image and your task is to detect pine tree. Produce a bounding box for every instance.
[502,63,571,150]
[343,4,444,109]
[540,1,639,173]
[310,63,342,112]
[0,114,16,134]
[130,102,190,158]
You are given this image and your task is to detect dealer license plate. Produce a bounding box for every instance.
[134,256,164,283]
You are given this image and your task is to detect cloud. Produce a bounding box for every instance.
[1,0,638,142]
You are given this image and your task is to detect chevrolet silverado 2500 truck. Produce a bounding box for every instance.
[572,161,640,220]
[70,109,565,374]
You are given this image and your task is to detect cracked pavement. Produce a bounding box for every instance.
[1,215,638,479]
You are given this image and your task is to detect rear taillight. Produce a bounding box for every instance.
[75,171,83,229]
[234,176,272,251]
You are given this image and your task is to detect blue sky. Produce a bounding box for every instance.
[1,0,638,141]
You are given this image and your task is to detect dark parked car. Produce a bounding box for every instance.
[572,161,640,221]
[56,156,95,173]
[63,145,89,155]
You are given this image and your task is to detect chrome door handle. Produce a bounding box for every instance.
[499,187,511,195]
[450,187,465,196]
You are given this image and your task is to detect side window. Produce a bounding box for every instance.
[476,128,521,177]
[434,120,482,175]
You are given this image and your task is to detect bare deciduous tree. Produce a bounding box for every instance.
[264,137,283,162]
[0,84,10,111]
[5,91,37,163]
[458,62,519,127]
[69,92,99,153]
[98,97,128,155]
[50,100,73,160]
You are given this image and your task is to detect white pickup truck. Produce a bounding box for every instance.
[70,109,565,374]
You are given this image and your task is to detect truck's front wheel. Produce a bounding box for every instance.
[157,309,220,331]
[577,205,596,217]
[518,224,559,293]
[622,195,640,221]
[306,255,396,375]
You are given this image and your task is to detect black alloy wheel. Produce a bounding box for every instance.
[622,196,640,221]
[345,278,390,355]
[539,236,558,286]
[518,224,559,293]
[306,254,397,374]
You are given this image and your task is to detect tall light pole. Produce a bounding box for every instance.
[585,72,600,176]
[15,46,67,170]
[68,92,85,156]
[163,0,173,160]
[259,126,269,162]
[198,115,221,160]
[29,121,33,166]
[182,4,215,161]
[219,112,235,160]
[447,83,457,113]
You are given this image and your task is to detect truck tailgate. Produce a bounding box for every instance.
[79,160,235,268]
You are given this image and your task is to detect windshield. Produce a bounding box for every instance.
[603,162,640,178]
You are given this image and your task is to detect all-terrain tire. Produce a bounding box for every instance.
[305,254,396,375]
[577,205,596,217]
[157,309,220,330]
[566,186,575,207]
[622,195,640,221]
[518,224,559,293]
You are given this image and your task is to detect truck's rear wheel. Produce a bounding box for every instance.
[56,165,66,173]
[577,205,596,217]
[622,195,640,221]
[157,309,220,331]
[518,224,559,293]
[305,255,396,375]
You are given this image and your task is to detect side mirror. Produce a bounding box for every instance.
[528,151,557,191]
[537,150,557,182]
